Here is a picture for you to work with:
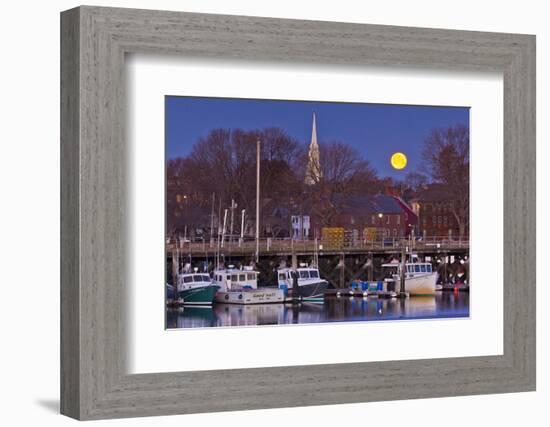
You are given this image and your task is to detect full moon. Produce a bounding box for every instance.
[390,152,407,170]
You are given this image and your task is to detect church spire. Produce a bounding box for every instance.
[305,112,321,185]
[311,112,318,148]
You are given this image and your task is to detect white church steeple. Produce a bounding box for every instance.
[305,112,321,185]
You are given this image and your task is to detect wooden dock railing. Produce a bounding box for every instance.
[166,236,469,256]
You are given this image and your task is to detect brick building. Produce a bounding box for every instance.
[331,194,418,241]
[410,184,466,238]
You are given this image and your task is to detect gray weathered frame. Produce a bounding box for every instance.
[60,5,536,420]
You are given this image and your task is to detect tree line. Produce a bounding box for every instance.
[167,123,469,237]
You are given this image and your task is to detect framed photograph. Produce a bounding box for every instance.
[164,96,471,328]
[61,6,535,420]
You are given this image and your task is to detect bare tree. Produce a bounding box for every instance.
[306,142,377,226]
[405,171,429,192]
[169,127,303,238]
[185,128,257,215]
[167,157,212,235]
[167,129,379,238]
[422,124,469,236]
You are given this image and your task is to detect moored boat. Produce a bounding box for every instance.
[277,265,329,301]
[176,271,219,305]
[382,260,438,296]
[213,266,285,304]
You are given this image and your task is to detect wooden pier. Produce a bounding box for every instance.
[167,237,469,289]
[167,236,469,257]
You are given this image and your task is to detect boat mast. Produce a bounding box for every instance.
[400,242,406,295]
[210,192,215,248]
[313,228,319,267]
[216,197,222,269]
[229,198,236,244]
[255,139,261,263]
[240,209,246,247]
[221,208,228,248]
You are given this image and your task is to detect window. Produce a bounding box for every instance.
[239,274,246,282]
[396,215,400,225]
[247,273,256,281]
[193,275,203,282]
[414,265,420,273]
[309,270,319,278]
[299,270,309,279]
[393,228,397,237]
[231,274,238,282]
[278,273,286,280]
[420,265,426,272]
[443,216,448,226]
[386,216,390,225]
[427,265,432,272]
[183,276,193,283]
[202,275,210,282]
[432,216,436,224]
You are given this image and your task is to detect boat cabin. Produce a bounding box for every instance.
[213,268,259,291]
[382,262,433,277]
[404,263,433,274]
[278,268,321,282]
[176,273,212,292]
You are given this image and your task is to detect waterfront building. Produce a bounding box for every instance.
[410,183,467,238]
[331,194,417,241]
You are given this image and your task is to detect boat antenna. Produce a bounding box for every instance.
[221,208,228,248]
[255,139,261,263]
[216,196,222,269]
[313,228,319,267]
[210,192,215,248]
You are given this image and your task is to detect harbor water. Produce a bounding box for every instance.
[166,291,469,329]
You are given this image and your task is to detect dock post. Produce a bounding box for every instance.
[171,249,179,302]
[339,253,345,288]
[368,255,373,282]
[443,252,448,284]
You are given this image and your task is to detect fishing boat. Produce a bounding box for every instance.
[213,266,285,304]
[175,270,219,305]
[277,264,329,301]
[382,260,438,296]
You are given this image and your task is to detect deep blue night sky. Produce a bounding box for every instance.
[166,96,469,180]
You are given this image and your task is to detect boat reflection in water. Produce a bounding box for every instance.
[166,292,469,329]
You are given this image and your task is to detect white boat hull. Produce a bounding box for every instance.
[394,273,438,295]
[215,287,285,304]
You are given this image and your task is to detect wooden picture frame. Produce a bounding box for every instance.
[61,5,536,420]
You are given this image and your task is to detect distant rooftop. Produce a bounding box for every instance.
[340,194,404,215]
[411,183,453,202]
